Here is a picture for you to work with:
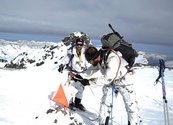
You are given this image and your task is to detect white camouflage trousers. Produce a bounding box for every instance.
[71,81,84,99]
[99,72,140,125]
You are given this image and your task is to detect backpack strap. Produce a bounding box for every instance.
[101,48,122,83]
[101,49,111,69]
[111,49,122,83]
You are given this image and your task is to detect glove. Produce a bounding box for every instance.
[58,64,64,73]
[89,78,97,84]
[81,79,90,86]
[71,74,90,86]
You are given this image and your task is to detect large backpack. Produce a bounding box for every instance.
[101,24,138,68]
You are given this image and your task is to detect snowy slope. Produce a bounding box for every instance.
[0,39,67,69]
[0,40,173,125]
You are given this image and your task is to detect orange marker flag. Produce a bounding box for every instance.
[51,84,69,107]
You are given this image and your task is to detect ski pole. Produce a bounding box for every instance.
[105,83,116,125]
[159,59,170,125]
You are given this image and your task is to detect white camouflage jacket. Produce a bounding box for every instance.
[80,51,128,85]
[64,48,88,73]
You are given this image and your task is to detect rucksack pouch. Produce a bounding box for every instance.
[101,33,121,49]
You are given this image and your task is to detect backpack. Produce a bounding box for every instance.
[101,24,138,68]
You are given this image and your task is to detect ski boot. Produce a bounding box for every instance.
[74,97,86,111]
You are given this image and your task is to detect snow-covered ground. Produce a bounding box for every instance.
[0,40,173,125]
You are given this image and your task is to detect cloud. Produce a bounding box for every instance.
[0,0,173,45]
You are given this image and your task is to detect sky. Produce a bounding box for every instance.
[0,0,173,45]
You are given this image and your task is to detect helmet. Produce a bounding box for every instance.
[85,46,99,62]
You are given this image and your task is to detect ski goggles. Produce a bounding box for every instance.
[76,43,83,46]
